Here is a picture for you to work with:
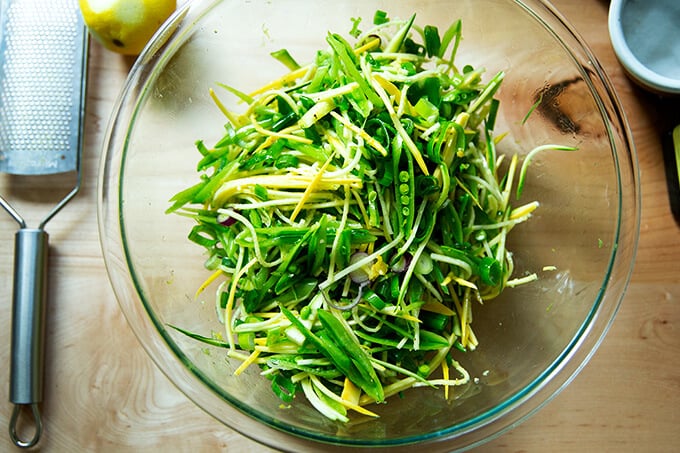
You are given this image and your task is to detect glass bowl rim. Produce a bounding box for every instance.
[98,0,641,449]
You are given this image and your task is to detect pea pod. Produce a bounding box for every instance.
[439,245,502,286]
[317,309,384,402]
[279,307,354,373]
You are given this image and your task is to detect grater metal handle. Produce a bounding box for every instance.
[8,228,48,449]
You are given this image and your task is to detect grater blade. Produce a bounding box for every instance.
[0,0,88,175]
[0,0,88,448]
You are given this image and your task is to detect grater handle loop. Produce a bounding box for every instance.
[9,403,42,449]
[9,228,48,448]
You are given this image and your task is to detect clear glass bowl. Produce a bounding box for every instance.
[97,0,640,450]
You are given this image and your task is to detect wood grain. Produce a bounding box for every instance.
[1,0,678,451]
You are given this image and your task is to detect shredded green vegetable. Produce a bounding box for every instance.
[167,11,576,421]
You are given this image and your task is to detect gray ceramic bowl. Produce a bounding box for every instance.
[609,0,680,95]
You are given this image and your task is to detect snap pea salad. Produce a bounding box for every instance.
[166,11,576,422]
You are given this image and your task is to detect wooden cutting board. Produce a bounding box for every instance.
[0,0,678,451]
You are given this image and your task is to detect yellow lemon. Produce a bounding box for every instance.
[80,0,177,55]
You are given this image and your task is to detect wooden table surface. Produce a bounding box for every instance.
[1,0,678,451]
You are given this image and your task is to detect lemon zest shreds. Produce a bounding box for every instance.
[330,111,388,156]
[510,201,539,220]
[440,272,454,287]
[251,134,278,155]
[251,123,315,155]
[374,74,416,117]
[467,325,478,350]
[343,400,380,418]
[289,152,337,223]
[379,306,421,323]
[455,176,483,210]
[248,65,311,97]
[233,349,262,376]
[209,88,241,127]
[312,376,379,418]
[341,377,361,405]
[460,291,469,348]
[194,269,223,299]
[442,359,450,399]
[493,131,509,144]
[453,276,478,290]
[249,113,312,144]
[372,73,409,111]
[420,301,456,316]
[351,189,371,228]
[370,76,430,175]
[401,313,421,323]
[369,255,388,280]
[354,37,381,55]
